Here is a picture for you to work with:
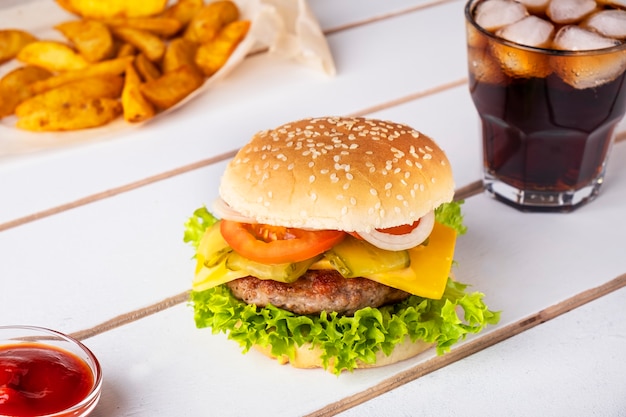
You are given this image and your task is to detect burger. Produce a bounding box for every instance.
[184,116,499,374]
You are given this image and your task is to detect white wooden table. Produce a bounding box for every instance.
[1,0,625,416]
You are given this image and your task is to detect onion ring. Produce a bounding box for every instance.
[358,211,435,251]
[212,197,257,223]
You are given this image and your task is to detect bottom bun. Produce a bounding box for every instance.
[253,336,433,372]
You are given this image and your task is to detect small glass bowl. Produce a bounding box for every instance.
[0,325,103,417]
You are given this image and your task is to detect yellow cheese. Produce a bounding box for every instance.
[364,222,456,299]
[193,221,457,299]
[192,256,248,292]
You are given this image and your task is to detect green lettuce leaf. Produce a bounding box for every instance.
[183,206,217,250]
[435,200,467,235]
[191,279,499,375]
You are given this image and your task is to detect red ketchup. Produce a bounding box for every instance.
[0,343,94,416]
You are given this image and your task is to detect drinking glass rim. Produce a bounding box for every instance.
[464,0,626,56]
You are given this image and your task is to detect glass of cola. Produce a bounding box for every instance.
[465,0,626,211]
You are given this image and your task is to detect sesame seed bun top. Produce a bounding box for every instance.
[219,116,455,232]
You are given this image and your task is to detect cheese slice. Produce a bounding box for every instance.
[192,257,248,292]
[362,222,456,299]
[192,222,457,299]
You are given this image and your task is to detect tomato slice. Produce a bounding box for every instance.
[377,220,420,235]
[220,220,346,264]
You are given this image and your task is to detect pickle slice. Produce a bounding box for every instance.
[197,222,232,268]
[225,253,320,283]
[325,236,410,278]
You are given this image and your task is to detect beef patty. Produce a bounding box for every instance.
[226,269,411,316]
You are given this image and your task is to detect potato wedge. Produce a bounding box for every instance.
[0,66,52,117]
[16,97,122,131]
[184,1,239,44]
[122,62,155,123]
[140,65,204,109]
[195,20,250,77]
[106,17,182,38]
[134,53,161,81]
[116,42,137,58]
[17,41,88,72]
[110,27,165,62]
[55,20,114,63]
[162,37,198,73]
[57,0,168,19]
[15,75,123,117]
[161,0,204,27]
[0,29,37,65]
[29,55,134,94]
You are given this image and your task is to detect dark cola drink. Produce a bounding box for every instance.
[465,0,626,211]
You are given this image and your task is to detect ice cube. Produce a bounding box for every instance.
[473,0,528,32]
[467,46,510,84]
[487,16,554,78]
[490,43,553,78]
[584,10,626,40]
[551,26,626,89]
[516,0,550,14]
[546,0,597,24]
[496,16,555,48]
[552,25,620,50]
